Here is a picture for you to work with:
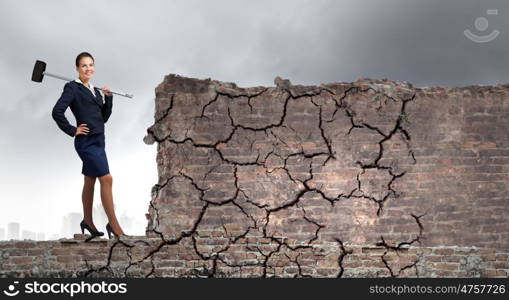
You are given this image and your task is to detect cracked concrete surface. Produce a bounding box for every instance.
[1,74,509,278]
[139,74,426,277]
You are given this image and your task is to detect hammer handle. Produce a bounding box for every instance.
[44,71,133,98]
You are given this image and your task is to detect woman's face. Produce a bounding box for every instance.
[76,56,95,81]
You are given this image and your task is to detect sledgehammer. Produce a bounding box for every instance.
[31,60,133,98]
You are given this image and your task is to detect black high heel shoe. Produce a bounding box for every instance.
[80,220,104,237]
[105,223,122,239]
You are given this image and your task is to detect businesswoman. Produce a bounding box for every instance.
[52,52,125,239]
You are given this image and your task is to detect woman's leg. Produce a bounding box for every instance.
[82,175,99,231]
[98,173,125,235]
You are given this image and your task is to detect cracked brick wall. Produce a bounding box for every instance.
[1,74,509,277]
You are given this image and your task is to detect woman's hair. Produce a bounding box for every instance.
[75,52,95,67]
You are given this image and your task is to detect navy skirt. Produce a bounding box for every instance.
[74,132,110,177]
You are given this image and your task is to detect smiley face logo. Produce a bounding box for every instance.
[464,9,500,43]
[3,281,20,297]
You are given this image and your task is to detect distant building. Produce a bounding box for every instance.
[0,227,5,240]
[60,213,82,238]
[119,212,135,233]
[37,232,46,241]
[93,203,108,228]
[22,230,36,240]
[7,222,20,240]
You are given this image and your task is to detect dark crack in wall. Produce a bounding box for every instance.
[1,74,508,278]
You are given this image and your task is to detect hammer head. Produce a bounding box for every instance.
[31,60,46,82]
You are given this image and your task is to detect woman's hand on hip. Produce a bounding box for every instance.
[102,86,112,97]
[76,124,89,136]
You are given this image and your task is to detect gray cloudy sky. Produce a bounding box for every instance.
[0,0,507,239]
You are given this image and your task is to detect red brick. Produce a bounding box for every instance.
[434,263,459,271]
[9,256,34,264]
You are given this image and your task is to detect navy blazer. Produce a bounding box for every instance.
[52,80,113,137]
